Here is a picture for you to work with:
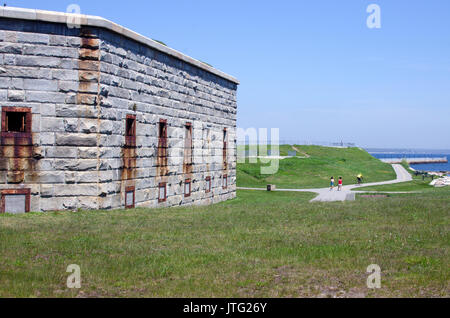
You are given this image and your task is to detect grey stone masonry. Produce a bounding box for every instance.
[0,7,238,212]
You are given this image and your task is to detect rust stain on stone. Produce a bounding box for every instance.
[183,158,193,182]
[77,28,100,109]
[0,133,37,184]
[223,128,228,174]
[183,163,193,176]
[121,146,136,181]
[77,27,102,207]
[80,33,100,50]
[182,123,193,182]
[156,148,169,186]
[206,129,211,175]
[120,141,137,207]
[156,121,169,180]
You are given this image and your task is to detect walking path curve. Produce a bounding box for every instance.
[238,164,413,202]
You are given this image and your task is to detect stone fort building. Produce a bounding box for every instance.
[0,7,238,213]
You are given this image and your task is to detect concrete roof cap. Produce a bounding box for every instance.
[1,6,239,85]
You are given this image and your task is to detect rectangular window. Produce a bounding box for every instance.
[158,182,167,203]
[125,186,135,209]
[184,179,191,198]
[0,189,31,214]
[222,174,228,189]
[205,176,211,193]
[184,122,193,165]
[125,115,136,147]
[1,107,32,145]
[158,120,168,164]
[223,128,228,169]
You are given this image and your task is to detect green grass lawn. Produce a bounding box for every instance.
[355,180,450,193]
[238,145,396,189]
[1,190,448,298]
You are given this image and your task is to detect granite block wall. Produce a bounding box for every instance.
[0,17,237,213]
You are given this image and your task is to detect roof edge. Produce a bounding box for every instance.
[0,6,240,85]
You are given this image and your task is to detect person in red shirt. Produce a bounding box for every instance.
[338,177,343,191]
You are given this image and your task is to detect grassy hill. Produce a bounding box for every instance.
[238,145,396,189]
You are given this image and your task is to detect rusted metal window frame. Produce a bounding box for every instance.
[223,128,228,169]
[222,174,228,190]
[205,176,211,193]
[184,122,193,166]
[158,119,168,163]
[125,186,135,209]
[125,114,136,147]
[0,188,31,214]
[1,107,32,146]
[158,182,167,203]
[184,178,191,198]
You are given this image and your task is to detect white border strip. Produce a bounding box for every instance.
[0,6,240,84]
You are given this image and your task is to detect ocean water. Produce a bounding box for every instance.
[410,160,450,172]
[366,148,450,173]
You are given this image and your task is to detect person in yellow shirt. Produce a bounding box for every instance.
[357,173,363,185]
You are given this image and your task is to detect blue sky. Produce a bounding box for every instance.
[8,0,450,149]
